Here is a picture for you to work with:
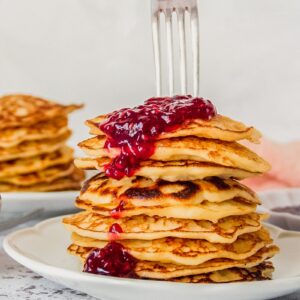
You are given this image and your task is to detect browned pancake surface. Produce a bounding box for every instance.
[0,130,71,162]
[79,136,270,173]
[63,212,265,243]
[78,174,259,208]
[0,117,69,148]
[75,158,259,181]
[71,228,272,266]
[0,94,82,129]
[0,168,84,192]
[85,114,261,143]
[75,197,257,222]
[0,146,74,178]
[68,244,278,279]
[172,262,274,283]
[0,163,76,186]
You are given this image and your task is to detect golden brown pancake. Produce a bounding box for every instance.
[63,212,266,243]
[76,198,256,222]
[85,114,261,143]
[0,130,71,162]
[78,174,260,208]
[0,146,74,178]
[136,246,279,279]
[0,163,76,186]
[71,228,272,266]
[171,262,274,283]
[0,117,69,148]
[68,244,278,279]
[75,158,259,181]
[0,168,85,192]
[79,136,270,173]
[0,94,82,129]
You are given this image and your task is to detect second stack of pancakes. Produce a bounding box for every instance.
[0,94,84,192]
[64,96,279,283]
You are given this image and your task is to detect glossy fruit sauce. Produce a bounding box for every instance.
[99,95,217,179]
[83,242,137,278]
[108,223,123,240]
[110,200,126,219]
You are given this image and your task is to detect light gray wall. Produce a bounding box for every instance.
[0,0,299,148]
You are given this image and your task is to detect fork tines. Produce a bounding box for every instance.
[151,0,200,97]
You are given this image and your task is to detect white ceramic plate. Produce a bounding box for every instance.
[0,171,95,214]
[259,188,300,231]
[3,217,300,300]
[0,191,78,214]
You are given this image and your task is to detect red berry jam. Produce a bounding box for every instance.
[83,242,137,278]
[108,223,123,240]
[110,200,126,219]
[99,95,217,179]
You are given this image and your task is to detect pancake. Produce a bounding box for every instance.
[79,136,270,173]
[136,246,278,279]
[85,114,261,143]
[171,262,274,283]
[0,94,82,129]
[0,163,76,186]
[75,158,258,181]
[65,98,278,282]
[0,130,71,162]
[0,169,84,192]
[0,146,74,178]
[71,228,272,266]
[63,212,266,243]
[0,117,69,148]
[78,174,260,208]
[76,197,256,222]
[69,244,278,279]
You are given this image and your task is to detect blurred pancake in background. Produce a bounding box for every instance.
[0,94,81,129]
[0,94,84,192]
[0,117,69,148]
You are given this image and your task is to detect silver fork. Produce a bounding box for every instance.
[151,0,200,96]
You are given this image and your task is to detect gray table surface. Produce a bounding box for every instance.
[0,219,299,300]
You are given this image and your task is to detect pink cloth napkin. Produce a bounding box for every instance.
[242,138,300,191]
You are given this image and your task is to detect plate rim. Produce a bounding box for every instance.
[1,190,79,199]
[3,216,300,291]
[0,191,79,214]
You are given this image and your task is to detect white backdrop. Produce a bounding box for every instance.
[0,0,300,148]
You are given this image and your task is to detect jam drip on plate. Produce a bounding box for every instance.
[83,242,137,278]
[108,223,123,240]
[99,95,217,179]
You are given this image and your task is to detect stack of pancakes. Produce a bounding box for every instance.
[64,113,279,283]
[0,94,84,192]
